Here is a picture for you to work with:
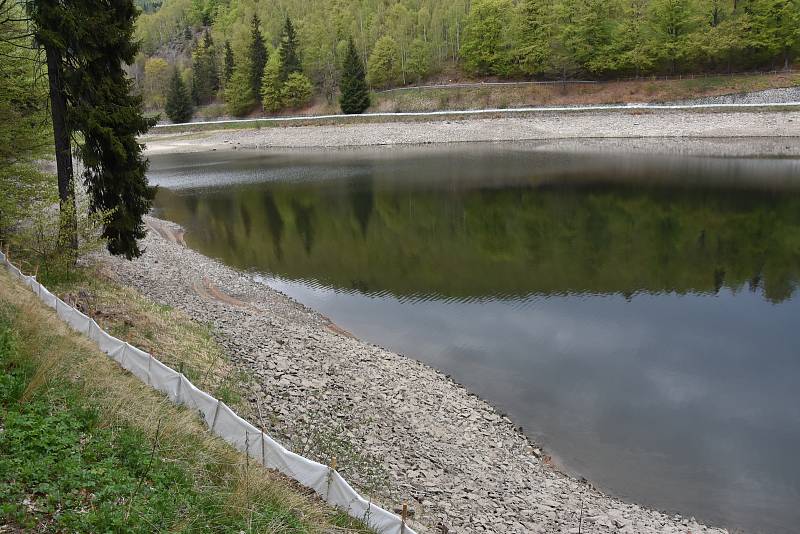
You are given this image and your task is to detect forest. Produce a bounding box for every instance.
[131,0,800,118]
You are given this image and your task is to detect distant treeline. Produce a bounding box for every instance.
[132,0,800,115]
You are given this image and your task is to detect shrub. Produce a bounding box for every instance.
[260,54,284,113]
[281,72,313,109]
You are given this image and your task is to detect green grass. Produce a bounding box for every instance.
[0,270,374,533]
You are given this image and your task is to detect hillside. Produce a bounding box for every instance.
[131,0,800,118]
[0,269,371,534]
[0,266,373,533]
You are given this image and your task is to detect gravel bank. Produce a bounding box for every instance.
[144,109,800,155]
[676,86,800,105]
[100,217,730,534]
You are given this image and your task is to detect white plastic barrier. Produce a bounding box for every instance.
[0,250,417,534]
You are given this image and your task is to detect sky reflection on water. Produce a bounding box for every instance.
[150,143,800,533]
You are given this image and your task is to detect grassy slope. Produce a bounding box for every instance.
[148,71,800,136]
[0,267,372,533]
[369,71,800,113]
[184,70,800,123]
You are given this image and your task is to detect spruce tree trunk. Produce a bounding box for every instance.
[45,43,77,252]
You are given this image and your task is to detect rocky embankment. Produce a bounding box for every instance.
[100,217,731,534]
[145,109,800,155]
[675,86,800,105]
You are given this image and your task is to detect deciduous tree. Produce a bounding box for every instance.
[367,35,400,87]
[461,0,514,76]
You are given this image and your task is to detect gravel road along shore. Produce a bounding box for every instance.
[100,216,731,534]
[144,109,800,155]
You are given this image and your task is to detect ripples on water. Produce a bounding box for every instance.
[150,142,800,534]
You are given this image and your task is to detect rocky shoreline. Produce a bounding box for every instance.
[99,216,730,534]
[144,109,800,157]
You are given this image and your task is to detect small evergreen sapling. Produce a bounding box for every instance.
[340,38,370,114]
[165,68,193,123]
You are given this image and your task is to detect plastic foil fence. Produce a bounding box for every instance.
[0,250,417,534]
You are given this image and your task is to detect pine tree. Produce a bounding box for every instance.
[192,31,219,104]
[278,16,302,81]
[340,37,370,114]
[29,0,156,258]
[165,68,193,123]
[223,40,234,82]
[226,59,255,116]
[248,14,268,97]
[261,53,284,113]
[203,30,219,91]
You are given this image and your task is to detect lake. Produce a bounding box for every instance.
[148,143,800,534]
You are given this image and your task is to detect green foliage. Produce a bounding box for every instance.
[190,0,217,25]
[29,0,157,259]
[367,36,401,88]
[223,39,234,82]
[0,310,318,533]
[0,4,53,241]
[8,189,111,287]
[751,0,800,69]
[406,39,431,83]
[248,14,268,99]
[191,31,219,104]
[514,0,552,75]
[135,0,800,87]
[278,16,302,82]
[143,57,171,108]
[225,59,255,116]
[260,53,284,113]
[281,72,313,109]
[556,0,618,75]
[649,0,697,72]
[165,68,194,123]
[461,0,514,76]
[340,38,370,114]
[608,0,656,74]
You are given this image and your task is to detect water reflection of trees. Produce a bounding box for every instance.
[156,182,800,303]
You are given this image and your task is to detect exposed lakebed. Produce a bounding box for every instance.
[149,143,800,533]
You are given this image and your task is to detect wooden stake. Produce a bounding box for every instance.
[401,502,408,532]
[244,430,250,468]
[330,456,337,471]
[261,430,266,467]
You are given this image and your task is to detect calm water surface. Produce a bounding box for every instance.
[149,143,800,533]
